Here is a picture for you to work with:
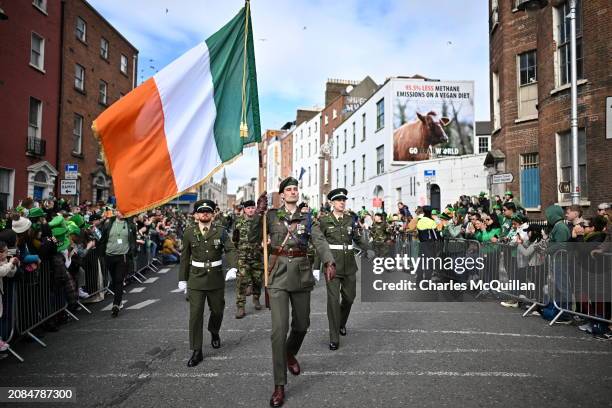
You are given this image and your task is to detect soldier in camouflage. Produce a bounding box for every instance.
[370,212,392,258]
[233,200,264,318]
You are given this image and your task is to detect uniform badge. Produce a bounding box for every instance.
[214,239,221,246]
[297,224,305,235]
[347,226,352,234]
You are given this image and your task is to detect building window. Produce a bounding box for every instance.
[30,33,45,70]
[351,160,356,186]
[300,145,303,159]
[28,97,42,139]
[308,127,311,138]
[308,166,311,186]
[343,164,347,188]
[120,54,128,75]
[0,169,13,213]
[520,153,540,208]
[352,122,356,147]
[73,114,83,154]
[75,17,87,42]
[325,115,329,125]
[332,109,337,119]
[314,138,317,154]
[99,80,108,105]
[315,122,318,133]
[556,0,583,87]
[478,136,490,154]
[97,146,104,163]
[308,142,311,157]
[75,64,85,91]
[343,129,347,153]
[100,38,109,60]
[33,0,47,12]
[490,0,499,30]
[376,145,384,175]
[300,130,303,140]
[361,154,366,181]
[314,164,317,182]
[362,113,366,141]
[517,50,538,118]
[492,71,501,130]
[396,187,402,203]
[557,129,587,201]
[376,98,384,130]
[335,135,339,157]
[324,161,329,184]
[335,169,339,188]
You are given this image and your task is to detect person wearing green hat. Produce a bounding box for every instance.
[49,224,79,312]
[66,221,94,299]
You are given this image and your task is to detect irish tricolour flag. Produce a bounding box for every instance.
[93,5,260,216]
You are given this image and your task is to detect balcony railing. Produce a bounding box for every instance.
[26,136,46,156]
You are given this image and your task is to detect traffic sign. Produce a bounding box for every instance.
[424,170,436,177]
[491,173,514,184]
[558,181,571,194]
[65,164,78,180]
[60,179,77,195]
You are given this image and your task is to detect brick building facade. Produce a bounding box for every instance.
[58,0,138,204]
[488,0,611,216]
[0,0,62,210]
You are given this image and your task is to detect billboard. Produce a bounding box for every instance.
[392,79,474,162]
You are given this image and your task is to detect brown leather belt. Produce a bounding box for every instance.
[272,247,308,258]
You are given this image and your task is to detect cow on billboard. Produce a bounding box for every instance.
[393,111,451,161]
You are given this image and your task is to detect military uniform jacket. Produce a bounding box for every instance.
[179,223,237,290]
[370,222,391,243]
[234,215,263,255]
[319,212,369,276]
[252,206,333,292]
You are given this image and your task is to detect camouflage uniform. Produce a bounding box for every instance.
[234,215,263,308]
[370,220,391,258]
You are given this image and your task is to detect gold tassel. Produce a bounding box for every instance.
[240,121,249,138]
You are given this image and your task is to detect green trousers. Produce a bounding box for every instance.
[269,288,311,385]
[325,273,357,343]
[188,288,225,350]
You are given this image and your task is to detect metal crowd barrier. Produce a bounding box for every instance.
[549,246,612,326]
[0,241,162,362]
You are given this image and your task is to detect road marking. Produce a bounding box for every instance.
[143,277,159,284]
[129,287,146,293]
[126,299,160,310]
[14,370,539,379]
[157,268,170,274]
[101,300,127,311]
[171,288,184,293]
[70,327,597,341]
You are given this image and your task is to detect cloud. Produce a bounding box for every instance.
[88,0,490,193]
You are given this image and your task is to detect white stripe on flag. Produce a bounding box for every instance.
[154,41,221,192]
[126,299,160,310]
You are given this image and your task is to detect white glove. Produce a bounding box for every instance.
[225,268,237,281]
[178,281,187,292]
[313,270,320,281]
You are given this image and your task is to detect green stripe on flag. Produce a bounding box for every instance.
[206,6,261,162]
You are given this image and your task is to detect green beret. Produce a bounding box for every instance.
[49,215,66,229]
[28,207,46,219]
[279,177,298,193]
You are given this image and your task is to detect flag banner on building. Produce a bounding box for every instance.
[92,4,260,216]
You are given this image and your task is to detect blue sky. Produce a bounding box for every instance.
[89,0,490,193]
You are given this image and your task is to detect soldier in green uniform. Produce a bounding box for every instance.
[178,199,237,368]
[252,177,335,408]
[233,200,264,318]
[370,212,392,258]
[318,188,370,351]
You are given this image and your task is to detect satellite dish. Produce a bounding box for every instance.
[346,85,354,93]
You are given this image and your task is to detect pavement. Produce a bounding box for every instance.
[1,263,610,408]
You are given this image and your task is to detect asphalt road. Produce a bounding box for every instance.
[1,263,610,408]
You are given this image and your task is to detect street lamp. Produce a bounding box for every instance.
[518,0,580,205]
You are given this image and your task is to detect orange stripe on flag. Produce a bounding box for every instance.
[93,78,178,216]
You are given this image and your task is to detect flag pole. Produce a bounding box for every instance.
[239,0,251,138]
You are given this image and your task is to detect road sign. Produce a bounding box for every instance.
[60,179,77,195]
[491,173,514,184]
[65,164,78,180]
[372,197,383,208]
[424,170,436,177]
